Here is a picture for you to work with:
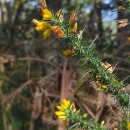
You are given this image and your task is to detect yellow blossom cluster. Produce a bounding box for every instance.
[55,99,77,123]
[96,80,108,91]
[32,7,52,39]
[32,0,79,58]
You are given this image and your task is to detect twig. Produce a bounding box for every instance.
[17,57,61,71]
[0,80,33,106]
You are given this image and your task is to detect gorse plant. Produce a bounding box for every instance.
[55,99,106,130]
[32,0,130,129]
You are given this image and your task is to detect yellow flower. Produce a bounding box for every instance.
[36,21,50,32]
[96,74,100,79]
[55,99,71,123]
[56,99,71,112]
[55,111,66,116]
[101,85,107,89]
[111,78,118,84]
[95,75,108,90]
[101,121,105,126]
[62,99,71,109]
[83,113,87,118]
[32,19,51,39]
[42,9,52,20]
[63,50,75,57]
[55,111,67,123]
[127,122,130,130]
[74,22,77,30]
[57,105,64,111]
[43,29,51,39]
[118,6,125,11]
[96,80,107,91]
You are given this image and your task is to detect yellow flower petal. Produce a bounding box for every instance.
[43,9,52,20]
[83,113,87,118]
[43,9,51,14]
[62,99,70,109]
[96,75,100,79]
[43,29,51,39]
[101,85,107,89]
[58,116,67,123]
[63,50,75,57]
[61,118,67,123]
[96,88,101,91]
[74,22,77,30]
[72,108,77,113]
[44,14,51,20]
[111,78,118,84]
[118,6,125,10]
[57,105,64,111]
[58,115,66,119]
[101,121,105,126]
[36,22,44,31]
[55,111,66,116]
[36,21,50,32]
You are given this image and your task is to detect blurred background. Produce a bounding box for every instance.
[0,0,130,130]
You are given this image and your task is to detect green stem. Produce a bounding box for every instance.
[52,16,129,107]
